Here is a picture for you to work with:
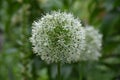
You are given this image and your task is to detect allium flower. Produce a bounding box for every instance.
[30,11,85,63]
[80,26,102,61]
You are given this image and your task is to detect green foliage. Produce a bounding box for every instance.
[0,0,120,80]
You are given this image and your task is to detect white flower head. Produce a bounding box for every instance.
[80,26,102,61]
[30,11,85,63]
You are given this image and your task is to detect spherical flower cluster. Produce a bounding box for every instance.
[80,26,102,61]
[30,11,85,63]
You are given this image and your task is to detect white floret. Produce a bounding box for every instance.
[80,26,102,61]
[30,11,85,63]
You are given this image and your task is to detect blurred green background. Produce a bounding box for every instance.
[0,0,120,80]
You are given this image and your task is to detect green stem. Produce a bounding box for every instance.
[78,63,83,80]
[57,62,61,80]
[48,65,52,80]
